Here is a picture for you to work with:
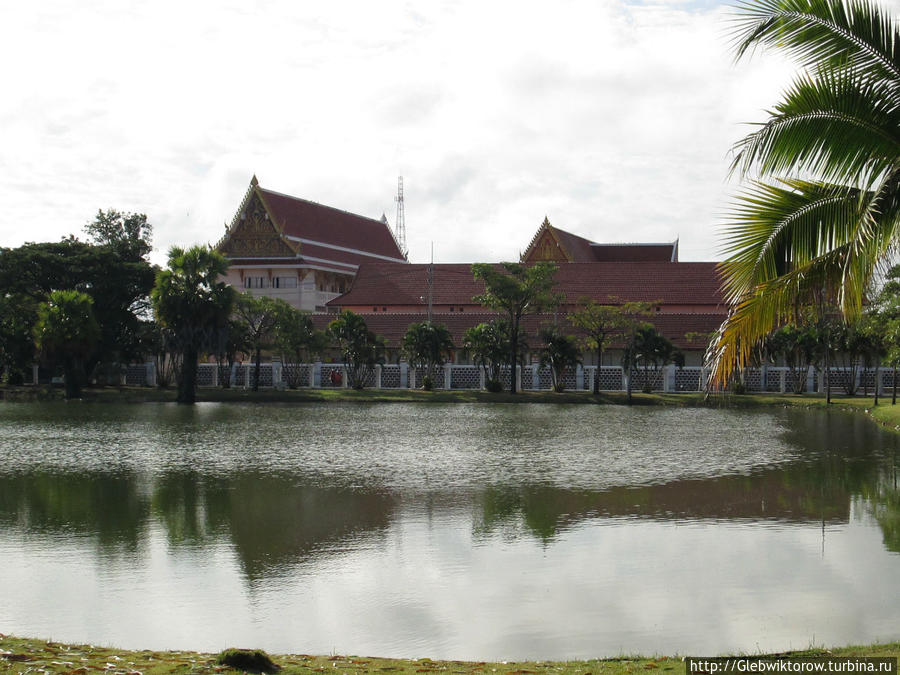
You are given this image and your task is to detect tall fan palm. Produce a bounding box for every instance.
[708,0,900,388]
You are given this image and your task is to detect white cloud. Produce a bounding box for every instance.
[0,0,804,265]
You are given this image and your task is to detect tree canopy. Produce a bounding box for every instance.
[33,290,100,398]
[151,245,234,404]
[472,261,559,393]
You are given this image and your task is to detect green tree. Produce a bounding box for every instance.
[0,238,155,377]
[327,311,385,390]
[764,323,819,393]
[234,293,286,391]
[568,297,627,395]
[0,292,38,384]
[538,325,580,392]
[272,304,328,389]
[618,302,655,403]
[709,0,900,388]
[462,320,518,391]
[33,290,100,398]
[626,325,684,394]
[210,318,251,389]
[84,209,153,260]
[151,246,235,404]
[472,261,560,394]
[402,321,454,389]
[865,264,900,404]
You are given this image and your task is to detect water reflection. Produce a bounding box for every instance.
[0,402,899,656]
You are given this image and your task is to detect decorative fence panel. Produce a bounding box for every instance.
[675,367,703,392]
[28,361,900,395]
[282,364,311,388]
[381,365,402,388]
[125,365,148,387]
[451,366,480,390]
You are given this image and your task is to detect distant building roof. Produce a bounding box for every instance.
[217,177,407,267]
[522,218,678,264]
[329,261,724,309]
[257,187,407,262]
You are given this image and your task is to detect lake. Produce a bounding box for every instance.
[0,401,898,660]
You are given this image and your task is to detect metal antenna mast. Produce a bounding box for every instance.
[394,176,408,258]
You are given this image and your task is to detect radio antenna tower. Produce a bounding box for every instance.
[394,176,408,258]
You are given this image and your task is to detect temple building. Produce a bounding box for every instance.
[216,180,724,366]
[325,219,725,366]
[216,176,407,311]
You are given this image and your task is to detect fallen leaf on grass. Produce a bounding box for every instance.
[2,653,32,662]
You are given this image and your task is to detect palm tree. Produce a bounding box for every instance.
[709,0,900,388]
[151,246,235,404]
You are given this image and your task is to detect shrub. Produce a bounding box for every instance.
[216,648,280,673]
[422,374,434,391]
[485,378,503,393]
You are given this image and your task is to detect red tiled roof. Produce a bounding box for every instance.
[329,261,725,308]
[310,311,723,350]
[257,187,406,261]
[523,221,678,263]
[551,228,599,262]
[589,243,676,262]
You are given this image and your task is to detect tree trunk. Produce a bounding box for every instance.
[63,358,81,399]
[874,365,880,407]
[178,348,198,404]
[253,346,262,392]
[825,351,831,405]
[509,322,519,394]
[593,347,601,395]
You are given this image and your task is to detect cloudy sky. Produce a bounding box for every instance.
[1,0,872,265]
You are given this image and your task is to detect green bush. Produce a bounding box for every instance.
[485,378,503,393]
[216,648,280,673]
[422,374,434,391]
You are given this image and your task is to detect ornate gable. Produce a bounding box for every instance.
[522,218,571,263]
[217,181,300,258]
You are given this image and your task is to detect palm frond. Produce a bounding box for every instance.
[719,179,876,300]
[731,0,900,84]
[731,68,900,185]
[708,253,844,388]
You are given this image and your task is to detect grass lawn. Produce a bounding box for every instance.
[1,636,898,675]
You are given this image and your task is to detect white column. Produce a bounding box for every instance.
[313,362,322,388]
[409,366,416,389]
[400,362,408,389]
[516,365,522,392]
[145,362,155,387]
[576,364,584,391]
[531,363,539,391]
[342,365,349,388]
[375,364,382,389]
[780,369,786,393]
[444,363,452,390]
[479,368,485,390]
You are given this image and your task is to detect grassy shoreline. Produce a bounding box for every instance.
[1,636,898,674]
[3,384,900,431]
